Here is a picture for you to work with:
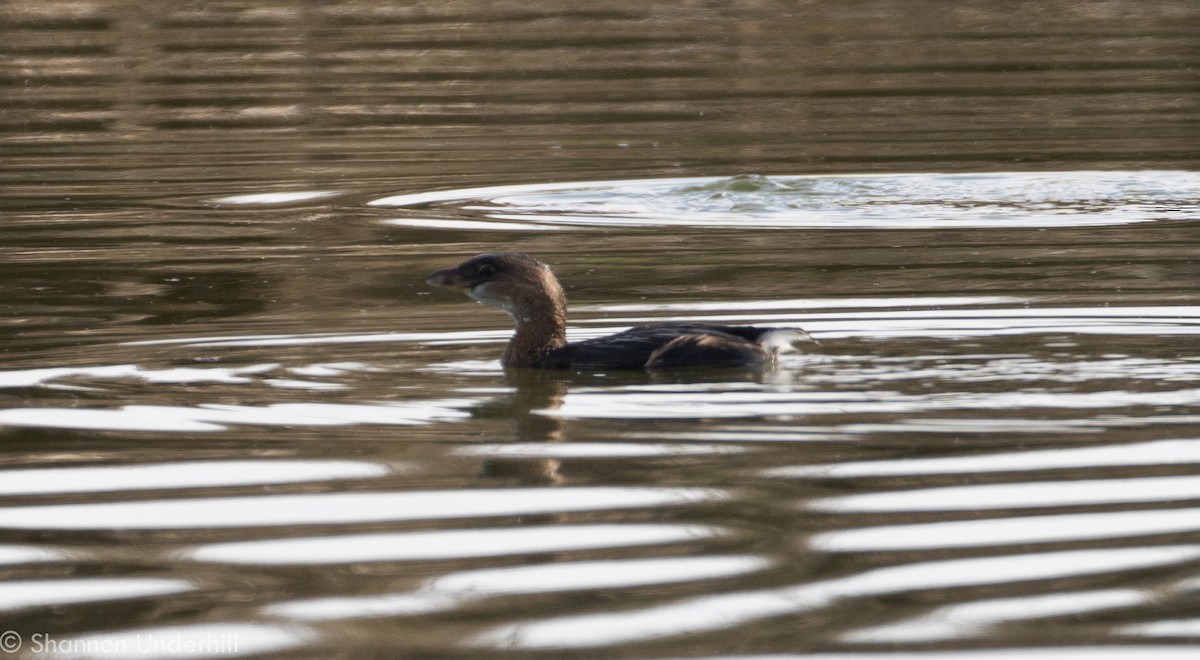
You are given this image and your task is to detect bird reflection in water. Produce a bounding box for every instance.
[471,370,569,485]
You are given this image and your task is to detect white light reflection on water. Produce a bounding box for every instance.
[269,555,767,621]
[188,523,722,565]
[770,437,1200,478]
[214,190,339,204]
[0,460,391,496]
[540,387,1200,421]
[630,428,856,443]
[472,545,1200,649]
[123,329,512,349]
[0,363,279,388]
[384,217,564,231]
[455,442,744,458]
[810,507,1200,552]
[1177,575,1200,591]
[431,555,765,595]
[370,171,1199,230]
[670,649,1200,660]
[262,378,348,390]
[0,361,382,394]
[1123,619,1200,638]
[0,545,65,565]
[0,487,723,530]
[811,473,1200,512]
[287,362,380,377]
[812,417,1192,436]
[843,588,1147,643]
[812,354,1200,386]
[0,578,192,612]
[0,400,473,432]
[43,622,313,660]
[270,591,460,620]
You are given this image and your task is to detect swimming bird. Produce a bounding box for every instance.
[426,252,815,370]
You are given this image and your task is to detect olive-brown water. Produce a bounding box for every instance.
[3,1,1200,658]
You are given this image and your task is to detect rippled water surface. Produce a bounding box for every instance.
[3,1,1200,658]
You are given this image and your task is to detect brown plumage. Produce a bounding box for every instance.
[426,252,815,370]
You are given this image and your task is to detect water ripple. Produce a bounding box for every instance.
[810,507,1200,551]
[188,523,722,565]
[540,387,1200,420]
[811,474,1200,512]
[1124,619,1200,638]
[213,190,340,205]
[269,555,766,621]
[0,577,192,612]
[0,545,67,566]
[768,438,1200,478]
[0,363,279,389]
[0,400,472,432]
[472,544,1200,649]
[373,171,1198,230]
[455,442,744,458]
[0,460,391,496]
[844,588,1147,643]
[0,486,723,530]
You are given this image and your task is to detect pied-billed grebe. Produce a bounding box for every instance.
[426,252,815,370]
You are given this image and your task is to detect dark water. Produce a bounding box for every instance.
[2,1,1200,658]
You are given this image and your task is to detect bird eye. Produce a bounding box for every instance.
[476,262,496,276]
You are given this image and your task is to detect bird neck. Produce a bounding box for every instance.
[500,278,568,368]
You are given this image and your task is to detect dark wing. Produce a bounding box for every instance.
[547,323,770,370]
